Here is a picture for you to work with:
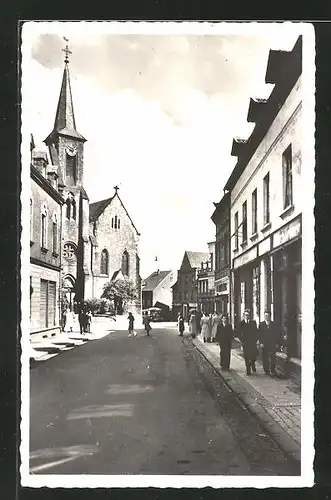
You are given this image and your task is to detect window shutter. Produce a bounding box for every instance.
[40,279,48,328]
[48,281,56,326]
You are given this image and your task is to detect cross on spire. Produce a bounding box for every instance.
[62,37,72,64]
[114,185,119,194]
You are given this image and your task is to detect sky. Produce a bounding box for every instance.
[22,22,304,278]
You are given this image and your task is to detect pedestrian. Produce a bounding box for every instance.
[215,313,233,370]
[78,305,86,335]
[196,309,202,334]
[128,312,136,337]
[61,308,67,332]
[237,309,258,376]
[66,306,74,333]
[189,310,197,338]
[178,314,185,336]
[258,310,279,376]
[142,312,152,336]
[200,312,211,343]
[211,311,221,342]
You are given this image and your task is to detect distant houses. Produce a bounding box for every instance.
[142,270,177,316]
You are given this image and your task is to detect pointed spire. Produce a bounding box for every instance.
[45,39,86,144]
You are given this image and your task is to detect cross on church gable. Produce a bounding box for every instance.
[62,37,72,64]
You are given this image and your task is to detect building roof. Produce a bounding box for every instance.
[185,251,209,268]
[224,35,302,192]
[44,63,86,144]
[142,270,172,291]
[89,189,140,235]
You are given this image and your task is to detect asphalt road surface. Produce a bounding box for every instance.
[29,323,299,476]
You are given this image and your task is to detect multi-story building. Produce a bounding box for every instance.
[197,242,216,315]
[173,250,209,320]
[142,269,177,313]
[30,142,64,339]
[211,192,231,316]
[225,36,302,363]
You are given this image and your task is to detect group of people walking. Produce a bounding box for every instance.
[61,304,92,335]
[177,308,279,376]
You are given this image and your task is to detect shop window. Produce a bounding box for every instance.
[283,145,293,209]
[263,173,270,225]
[242,201,247,244]
[100,249,109,275]
[252,189,257,234]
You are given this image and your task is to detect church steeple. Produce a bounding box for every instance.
[45,38,86,144]
[44,38,87,190]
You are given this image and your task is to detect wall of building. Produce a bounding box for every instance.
[30,179,62,268]
[153,270,177,308]
[231,76,302,265]
[89,196,140,303]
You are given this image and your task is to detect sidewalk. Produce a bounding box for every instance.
[191,335,301,463]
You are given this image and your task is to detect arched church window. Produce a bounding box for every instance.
[65,151,77,186]
[114,215,118,229]
[63,242,77,260]
[72,198,76,220]
[100,249,109,275]
[122,250,129,276]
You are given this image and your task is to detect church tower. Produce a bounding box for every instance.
[44,40,90,309]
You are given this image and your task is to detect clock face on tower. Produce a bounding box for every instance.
[66,145,77,156]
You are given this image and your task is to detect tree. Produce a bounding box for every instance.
[101,278,138,314]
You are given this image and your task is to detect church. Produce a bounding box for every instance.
[29,43,141,339]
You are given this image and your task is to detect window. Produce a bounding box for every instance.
[185,291,188,300]
[100,249,109,275]
[122,250,129,276]
[252,189,258,234]
[263,173,270,225]
[40,279,56,328]
[72,198,76,220]
[112,215,121,230]
[242,201,247,244]
[224,231,229,265]
[66,194,76,220]
[41,204,47,249]
[63,242,77,260]
[30,198,33,241]
[136,253,140,277]
[209,253,213,271]
[234,212,239,250]
[283,145,293,209]
[52,214,58,255]
[66,153,76,185]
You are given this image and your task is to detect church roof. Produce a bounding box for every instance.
[44,63,86,144]
[142,271,172,291]
[185,251,209,268]
[89,190,140,235]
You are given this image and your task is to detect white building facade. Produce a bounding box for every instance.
[226,36,303,361]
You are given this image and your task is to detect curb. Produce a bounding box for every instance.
[191,337,301,464]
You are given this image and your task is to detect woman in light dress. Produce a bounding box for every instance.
[211,311,221,342]
[200,312,212,343]
[189,311,197,338]
[65,307,75,333]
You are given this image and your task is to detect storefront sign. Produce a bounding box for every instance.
[233,246,258,269]
[216,278,229,295]
[272,216,301,250]
[258,237,271,257]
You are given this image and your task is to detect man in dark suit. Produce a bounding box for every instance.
[238,309,258,376]
[258,310,279,376]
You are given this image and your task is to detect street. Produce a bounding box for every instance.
[29,320,299,476]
